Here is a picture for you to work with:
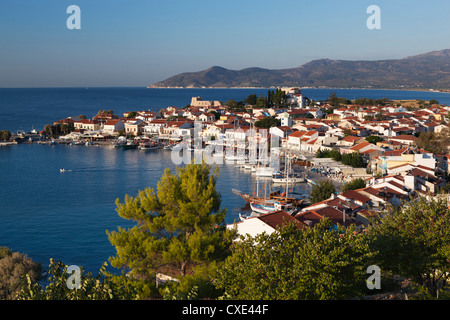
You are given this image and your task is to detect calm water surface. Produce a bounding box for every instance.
[0,143,309,272]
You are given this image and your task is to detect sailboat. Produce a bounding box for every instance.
[272,154,305,184]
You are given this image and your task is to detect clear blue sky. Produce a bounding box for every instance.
[1,0,449,87]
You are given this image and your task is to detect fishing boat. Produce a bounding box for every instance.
[120,141,138,150]
[139,142,161,151]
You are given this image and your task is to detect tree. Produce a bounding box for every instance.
[214,219,374,299]
[126,111,137,118]
[315,148,341,161]
[44,125,52,136]
[429,99,439,105]
[367,196,450,298]
[254,116,281,129]
[244,94,257,105]
[269,89,286,106]
[341,152,366,168]
[342,178,366,192]
[256,95,267,108]
[0,249,42,300]
[328,92,339,107]
[97,109,114,116]
[365,135,383,144]
[0,130,11,141]
[310,180,336,204]
[106,162,236,282]
[225,99,238,109]
[416,129,450,154]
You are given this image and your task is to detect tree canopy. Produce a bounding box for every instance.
[107,162,236,281]
[367,196,450,298]
[214,219,374,299]
[254,116,281,129]
[342,178,366,192]
[310,180,336,204]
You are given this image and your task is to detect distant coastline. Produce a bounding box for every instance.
[146,86,450,93]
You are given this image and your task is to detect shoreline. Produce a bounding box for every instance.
[1,86,449,94]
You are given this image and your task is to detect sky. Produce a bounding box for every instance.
[1,0,450,88]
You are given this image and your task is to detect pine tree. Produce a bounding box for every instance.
[106,162,236,280]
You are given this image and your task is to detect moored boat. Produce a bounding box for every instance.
[249,199,293,214]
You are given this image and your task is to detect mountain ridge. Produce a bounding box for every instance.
[149,49,450,90]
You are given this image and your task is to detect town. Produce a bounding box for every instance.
[3,88,450,237]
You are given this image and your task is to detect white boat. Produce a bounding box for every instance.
[272,173,305,184]
[249,200,293,214]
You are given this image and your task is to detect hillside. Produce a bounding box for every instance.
[148,49,450,90]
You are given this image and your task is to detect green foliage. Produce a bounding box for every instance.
[96,109,114,116]
[328,92,350,107]
[126,111,137,118]
[107,162,236,282]
[43,123,73,137]
[161,262,222,300]
[365,135,383,144]
[256,95,267,108]
[244,94,257,105]
[341,152,366,168]
[0,130,11,141]
[268,89,286,106]
[316,147,366,168]
[354,97,390,106]
[367,197,450,298]
[316,148,341,161]
[310,180,336,204]
[0,247,12,259]
[429,99,439,105]
[214,220,374,300]
[254,116,281,129]
[16,259,144,300]
[342,178,366,192]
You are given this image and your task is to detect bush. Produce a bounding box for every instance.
[310,180,336,204]
[342,178,366,192]
[0,249,42,300]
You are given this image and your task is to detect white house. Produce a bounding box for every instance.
[144,119,167,135]
[269,126,295,141]
[227,211,305,240]
[103,119,125,134]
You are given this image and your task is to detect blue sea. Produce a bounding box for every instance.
[0,87,449,273]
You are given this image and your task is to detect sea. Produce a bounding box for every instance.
[1,87,449,274]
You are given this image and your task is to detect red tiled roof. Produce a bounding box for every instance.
[341,190,371,203]
[350,141,371,151]
[258,210,306,230]
[104,119,122,126]
[390,135,417,141]
[289,131,307,138]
